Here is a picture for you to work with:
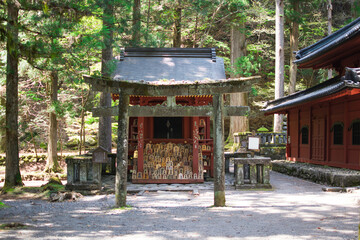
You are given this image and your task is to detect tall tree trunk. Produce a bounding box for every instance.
[229,22,249,141]
[4,0,22,188]
[289,0,299,95]
[99,0,114,153]
[58,120,63,162]
[79,89,90,155]
[132,0,141,47]
[79,96,85,155]
[173,0,182,47]
[350,0,358,20]
[193,15,198,48]
[29,127,39,161]
[327,0,333,79]
[46,71,60,173]
[274,0,285,133]
[145,0,151,45]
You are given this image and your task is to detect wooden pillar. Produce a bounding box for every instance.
[206,117,211,139]
[286,111,291,158]
[344,99,348,164]
[149,117,154,139]
[192,117,199,175]
[115,93,129,207]
[213,94,225,207]
[326,102,331,162]
[137,117,144,172]
[309,107,312,160]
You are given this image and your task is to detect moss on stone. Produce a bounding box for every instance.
[214,191,226,207]
[257,126,269,132]
[0,201,9,208]
[0,222,28,230]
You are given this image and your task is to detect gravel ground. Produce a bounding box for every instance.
[1,171,359,240]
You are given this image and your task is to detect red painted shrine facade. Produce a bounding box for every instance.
[265,18,360,170]
[269,85,360,170]
[127,95,214,183]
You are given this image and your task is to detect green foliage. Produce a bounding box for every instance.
[228,48,264,77]
[39,142,47,150]
[0,201,9,208]
[85,116,98,125]
[257,126,269,132]
[0,0,356,154]
[41,183,65,195]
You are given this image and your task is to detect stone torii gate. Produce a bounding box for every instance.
[84,75,258,207]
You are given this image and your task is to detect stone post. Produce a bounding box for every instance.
[235,163,244,186]
[213,94,225,207]
[79,162,87,183]
[263,165,271,184]
[93,163,102,187]
[115,93,129,207]
[67,161,74,184]
[250,164,257,184]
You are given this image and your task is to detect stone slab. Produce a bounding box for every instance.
[272,160,360,187]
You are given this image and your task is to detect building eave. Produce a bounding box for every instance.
[294,17,360,67]
[263,68,360,114]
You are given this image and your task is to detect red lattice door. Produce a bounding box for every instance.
[311,118,326,161]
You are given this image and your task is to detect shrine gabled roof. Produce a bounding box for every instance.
[294,17,360,69]
[112,48,226,83]
[263,68,360,114]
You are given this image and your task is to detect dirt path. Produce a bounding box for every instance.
[1,172,359,240]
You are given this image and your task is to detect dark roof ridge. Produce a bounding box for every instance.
[264,68,360,113]
[294,17,360,65]
[343,67,360,83]
[267,75,342,106]
[120,47,217,62]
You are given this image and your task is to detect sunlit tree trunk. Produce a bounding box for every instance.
[99,0,114,153]
[4,0,22,189]
[145,0,151,45]
[46,71,61,173]
[289,0,299,94]
[327,0,333,79]
[274,0,284,133]
[229,22,249,140]
[173,0,182,47]
[193,15,198,48]
[79,90,90,155]
[132,0,141,47]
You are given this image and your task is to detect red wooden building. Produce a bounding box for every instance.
[264,18,360,170]
[111,48,226,183]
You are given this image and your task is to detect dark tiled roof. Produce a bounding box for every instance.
[263,68,360,113]
[294,17,360,65]
[112,48,226,82]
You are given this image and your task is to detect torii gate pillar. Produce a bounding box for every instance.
[115,92,129,207]
[213,94,225,206]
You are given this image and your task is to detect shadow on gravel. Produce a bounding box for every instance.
[0,187,358,240]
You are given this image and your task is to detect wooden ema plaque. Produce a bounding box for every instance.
[132,142,204,184]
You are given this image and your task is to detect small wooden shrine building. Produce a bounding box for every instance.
[111,48,223,184]
[264,18,360,170]
[85,48,255,206]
